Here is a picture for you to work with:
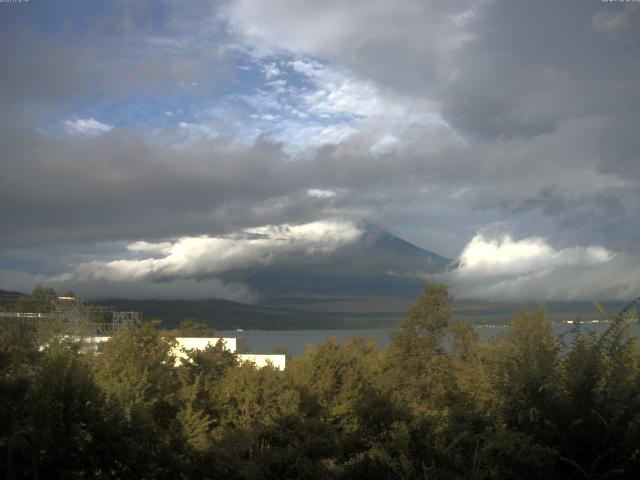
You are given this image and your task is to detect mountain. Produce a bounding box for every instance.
[94,224,453,329]
[220,222,452,299]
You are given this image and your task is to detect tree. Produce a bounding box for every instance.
[14,286,57,313]
[174,340,238,461]
[212,363,326,479]
[175,318,216,337]
[91,321,186,477]
[28,341,126,479]
[486,307,562,451]
[382,283,454,418]
[553,308,640,478]
[0,329,39,479]
[289,336,395,472]
[390,282,452,362]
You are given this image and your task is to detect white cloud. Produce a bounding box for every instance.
[289,59,321,77]
[457,234,612,277]
[232,50,453,154]
[126,241,173,255]
[286,123,357,151]
[369,134,400,156]
[64,117,113,136]
[441,233,640,301]
[299,67,383,119]
[288,59,445,128]
[54,220,362,283]
[307,189,337,199]
[263,62,281,79]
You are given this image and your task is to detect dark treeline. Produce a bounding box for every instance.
[1,284,640,479]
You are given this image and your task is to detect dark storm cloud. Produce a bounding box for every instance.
[1,111,638,253]
[0,118,465,249]
[0,127,297,247]
[441,2,640,141]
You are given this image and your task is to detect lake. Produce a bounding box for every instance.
[218,321,640,357]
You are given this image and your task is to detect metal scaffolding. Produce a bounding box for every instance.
[0,296,141,343]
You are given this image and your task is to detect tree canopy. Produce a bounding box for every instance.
[1,283,639,479]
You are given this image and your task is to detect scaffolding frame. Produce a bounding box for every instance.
[0,296,141,343]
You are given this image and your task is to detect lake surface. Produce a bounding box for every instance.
[219,322,640,357]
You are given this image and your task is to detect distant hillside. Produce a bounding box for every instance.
[0,289,25,311]
[92,296,632,331]
[0,288,25,296]
[93,297,402,330]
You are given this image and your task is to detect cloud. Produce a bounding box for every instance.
[219,0,640,252]
[0,1,230,110]
[126,241,173,255]
[369,134,399,156]
[0,219,362,301]
[225,1,639,144]
[2,98,639,259]
[230,53,448,155]
[64,117,113,136]
[442,234,639,301]
[0,269,50,294]
[69,278,258,303]
[263,62,281,80]
[457,234,612,277]
[1,0,640,302]
[54,219,362,283]
[224,0,475,95]
[0,129,301,248]
[307,189,337,199]
[0,267,256,303]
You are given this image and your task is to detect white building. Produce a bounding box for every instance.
[236,353,286,370]
[173,337,285,370]
[76,335,286,370]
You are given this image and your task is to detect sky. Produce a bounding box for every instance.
[1,0,639,302]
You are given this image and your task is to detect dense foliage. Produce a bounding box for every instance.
[1,284,639,479]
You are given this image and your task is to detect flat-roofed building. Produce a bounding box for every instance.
[237,353,286,370]
[76,335,286,370]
